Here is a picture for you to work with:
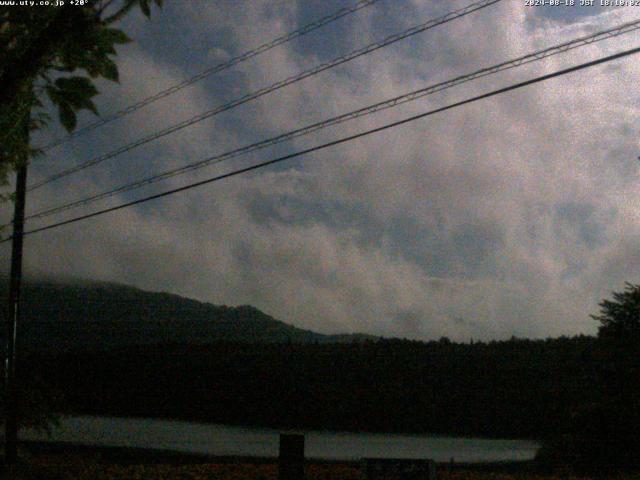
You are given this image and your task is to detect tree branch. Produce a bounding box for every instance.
[104,0,139,25]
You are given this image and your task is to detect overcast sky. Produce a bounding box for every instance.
[2,0,640,341]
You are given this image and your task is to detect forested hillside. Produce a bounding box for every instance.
[1,278,600,440]
[0,278,376,350]
[22,336,597,440]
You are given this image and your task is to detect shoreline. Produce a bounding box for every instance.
[51,412,543,442]
[18,440,539,472]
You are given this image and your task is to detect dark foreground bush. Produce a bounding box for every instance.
[537,400,640,475]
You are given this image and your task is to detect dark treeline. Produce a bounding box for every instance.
[21,335,597,440]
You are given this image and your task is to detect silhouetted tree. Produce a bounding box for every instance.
[593,282,640,341]
[0,0,163,431]
[538,283,640,474]
[0,0,163,184]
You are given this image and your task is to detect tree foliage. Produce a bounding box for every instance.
[0,0,162,184]
[0,0,163,430]
[538,283,640,474]
[592,282,640,341]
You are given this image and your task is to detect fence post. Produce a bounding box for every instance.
[279,433,305,480]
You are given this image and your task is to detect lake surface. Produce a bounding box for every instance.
[21,416,539,462]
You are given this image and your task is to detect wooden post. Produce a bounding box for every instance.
[279,433,304,480]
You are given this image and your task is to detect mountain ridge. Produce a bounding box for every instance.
[0,277,380,351]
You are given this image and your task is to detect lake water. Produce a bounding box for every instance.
[21,416,540,462]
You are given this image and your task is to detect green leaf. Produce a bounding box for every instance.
[140,0,151,17]
[98,42,117,56]
[83,60,102,78]
[58,102,77,132]
[81,97,98,115]
[54,76,98,100]
[49,76,99,127]
[45,85,62,105]
[102,27,131,45]
[99,57,119,82]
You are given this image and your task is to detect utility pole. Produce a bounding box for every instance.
[4,120,29,465]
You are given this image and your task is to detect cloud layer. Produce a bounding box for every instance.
[4,0,640,340]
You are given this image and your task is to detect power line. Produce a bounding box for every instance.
[5,44,639,243]
[38,0,384,151]
[23,17,640,222]
[28,0,502,191]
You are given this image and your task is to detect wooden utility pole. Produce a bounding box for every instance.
[4,123,29,465]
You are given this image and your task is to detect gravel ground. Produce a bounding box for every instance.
[0,443,623,480]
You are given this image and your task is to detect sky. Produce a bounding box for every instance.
[2,0,640,341]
